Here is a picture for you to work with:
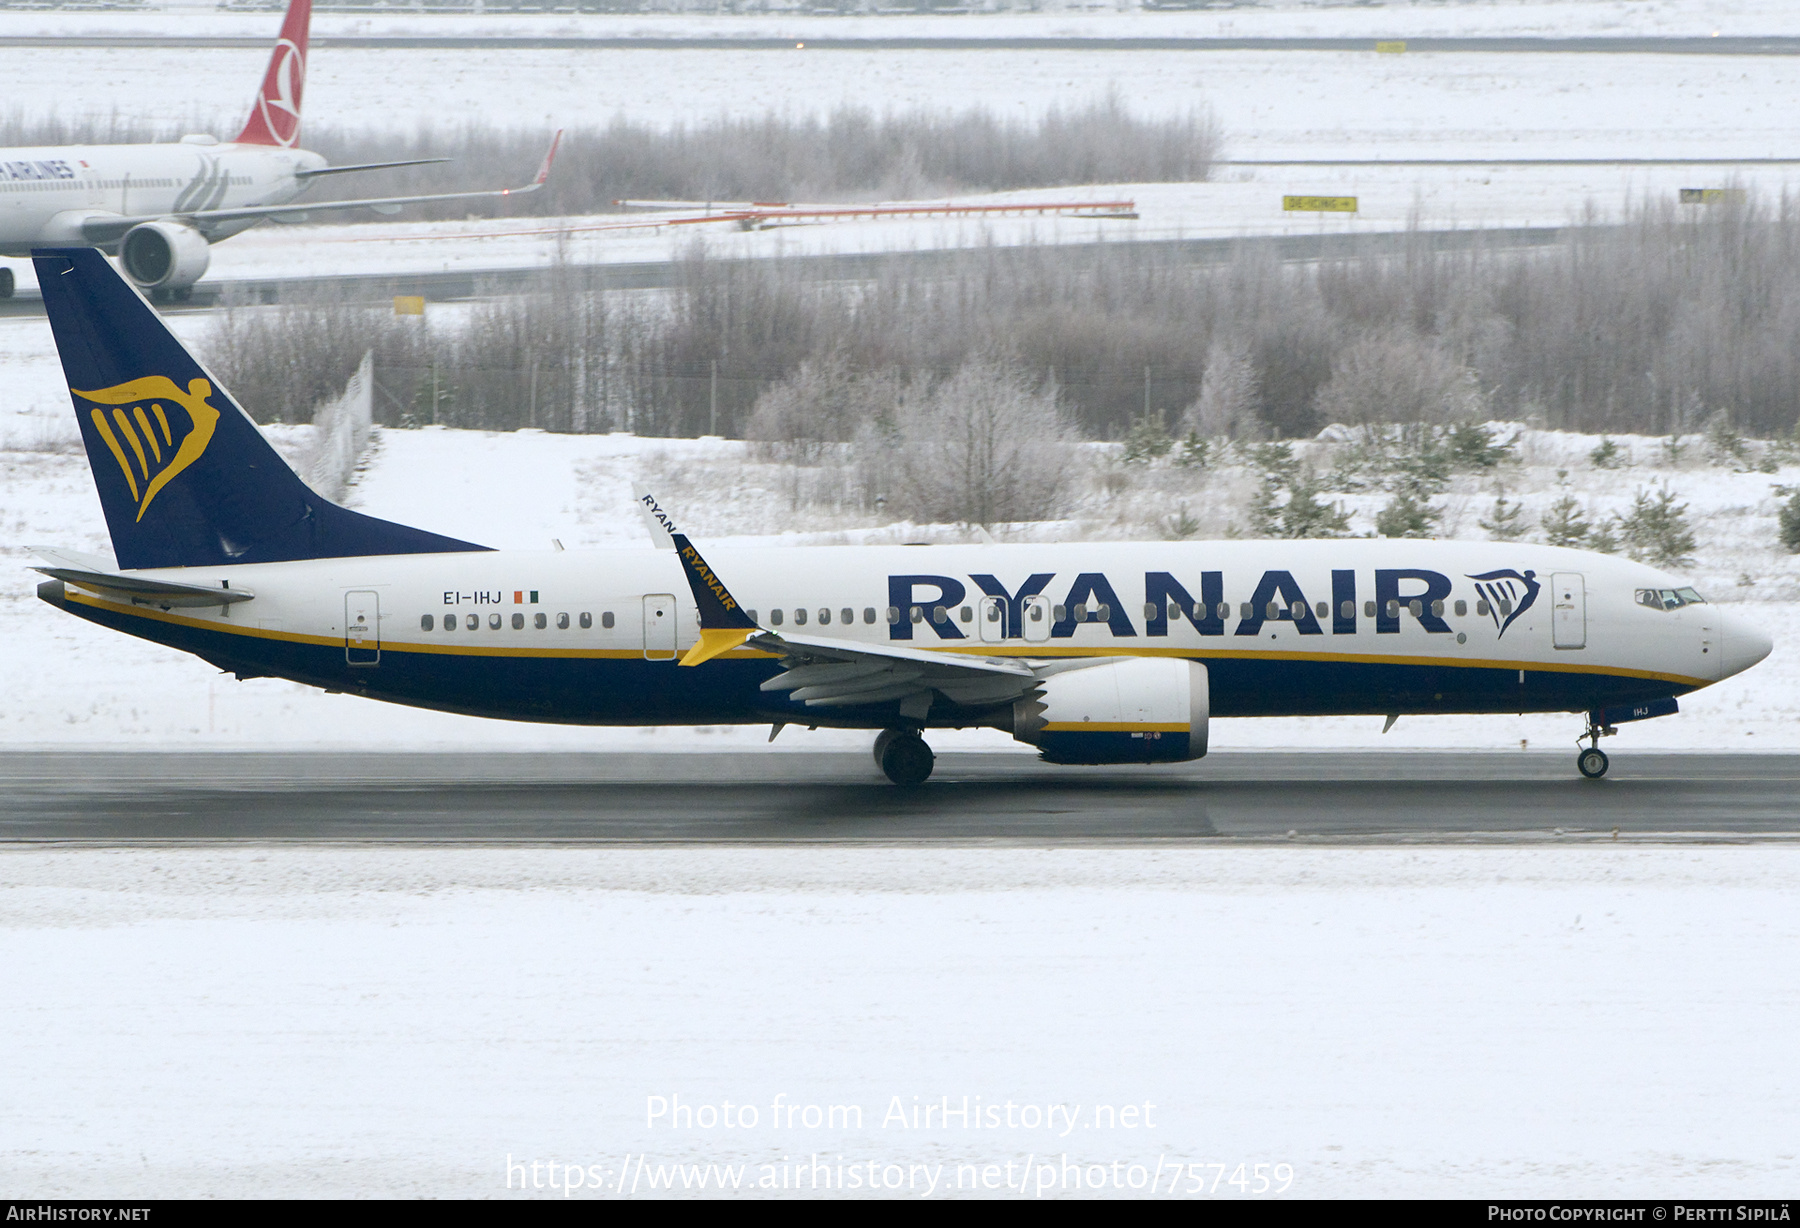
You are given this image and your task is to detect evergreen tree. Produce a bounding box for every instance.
[1478,485,1528,541]
[1540,494,1591,548]
[1376,488,1442,539]
[1616,484,1697,567]
[1778,486,1800,554]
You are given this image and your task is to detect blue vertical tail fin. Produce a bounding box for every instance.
[35,247,488,569]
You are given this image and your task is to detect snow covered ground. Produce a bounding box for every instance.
[3,845,1795,1198]
[6,0,1800,42]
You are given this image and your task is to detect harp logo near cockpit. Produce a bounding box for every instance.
[1467,568,1541,638]
[72,376,221,522]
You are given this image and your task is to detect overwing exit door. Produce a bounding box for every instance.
[1551,572,1586,649]
[345,590,380,665]
[643,593,677,660]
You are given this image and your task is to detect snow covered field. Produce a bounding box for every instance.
[6,0,1800,42]
[3,845,1795,1198]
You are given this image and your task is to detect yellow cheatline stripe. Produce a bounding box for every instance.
[1041,722,1188,733]
[132,405,162,463]
[89,409,139,501]
[58,591,1710,687]
[111,408,149,480]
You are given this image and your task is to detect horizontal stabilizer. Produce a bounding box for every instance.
[31,547,254,608]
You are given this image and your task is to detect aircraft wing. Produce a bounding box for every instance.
[30,546,254,608]
[79,131,561,244]
[639,492,1041,716]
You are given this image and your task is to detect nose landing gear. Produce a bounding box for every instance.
[873,728,934,786]
[1577,711,1616,779]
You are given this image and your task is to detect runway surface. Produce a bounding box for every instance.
[3,750,1796,844]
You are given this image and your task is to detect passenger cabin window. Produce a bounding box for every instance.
[579,613,592,629]
[602,611,615,629]
[770,608,784,626]
[1476,599,1490,616]
[1454,600,1467,617]
[465,614,479,630]
[1364,601,1376,618]
[959,606,972,623]
[864,608,877,624]
[1341,601,1355,619]
[535,613,547,629]
[1240,603,1253,620]
[818,608,831,625]
[421,614,434,631]
[489,614,502,630]
[843,608,854,625]
[512,613,524,630]
[795,608,808,626]
[557,613,569,629]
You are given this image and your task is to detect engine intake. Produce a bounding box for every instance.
[119,221,211,291]
[1012,657,1208,764]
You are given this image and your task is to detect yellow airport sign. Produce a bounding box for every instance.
[393,295,426,316]
[1284,196,1359,213]
[1376,40,1407,53]
[1679,188,1747,205]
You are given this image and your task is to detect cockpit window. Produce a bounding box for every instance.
[1635,587,1706,611]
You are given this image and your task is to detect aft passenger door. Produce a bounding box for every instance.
[345,590,380,666]
[1022,594,1052,644]
[643,593,676,661]
[1551,573,1586,650]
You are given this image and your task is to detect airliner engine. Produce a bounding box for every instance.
[1011,658,1208,764]
[119,222,211,293]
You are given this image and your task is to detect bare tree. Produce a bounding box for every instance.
[884,360,1074,527]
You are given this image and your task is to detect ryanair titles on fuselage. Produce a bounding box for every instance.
[883,566,1540,641]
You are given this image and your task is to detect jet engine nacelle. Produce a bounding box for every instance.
[1012,657,1208,764]
[119,221,211,291]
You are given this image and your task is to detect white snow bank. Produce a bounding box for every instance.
[2,845,1795,1198]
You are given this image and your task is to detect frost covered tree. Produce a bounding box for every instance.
[1311,330,1485,427]
[1478,486,1528,541]
[1187,338,1260,440]
[882,359,1074,527]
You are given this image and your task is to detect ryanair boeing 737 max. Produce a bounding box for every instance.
[28,248,1773,784]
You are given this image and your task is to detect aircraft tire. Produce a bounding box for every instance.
[879,732,934,787]
[0,268,12,299]
[1577,747,1609,779]
[872,727,902,769]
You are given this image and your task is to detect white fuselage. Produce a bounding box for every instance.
[0,141,324,256]
[54,539,1771,729]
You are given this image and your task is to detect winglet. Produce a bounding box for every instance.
[638,492,760,667]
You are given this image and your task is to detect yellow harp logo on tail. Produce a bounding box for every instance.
[72,377,220,522]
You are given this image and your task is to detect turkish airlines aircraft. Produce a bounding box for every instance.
[29,248,1773,784]
[0,0,558,301]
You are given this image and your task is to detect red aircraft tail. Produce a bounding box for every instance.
[233,0,311,148]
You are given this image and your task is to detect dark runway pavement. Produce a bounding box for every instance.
[2,750,1796,845]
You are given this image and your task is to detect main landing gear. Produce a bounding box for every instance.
[1577,712,1616,779]
[874,728,934,786]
